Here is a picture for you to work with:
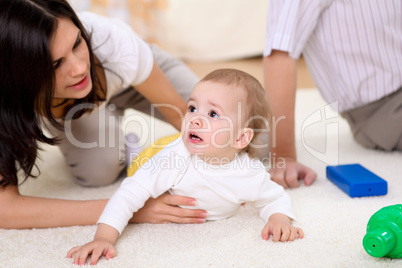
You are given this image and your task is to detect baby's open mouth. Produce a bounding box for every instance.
[190,133,202,141]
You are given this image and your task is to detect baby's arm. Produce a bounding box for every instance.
[67,223,119,265]
[261,213,304,242]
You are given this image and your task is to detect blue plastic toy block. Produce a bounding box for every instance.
[326,164,387,197]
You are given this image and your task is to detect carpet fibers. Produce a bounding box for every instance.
[1,90,401,267]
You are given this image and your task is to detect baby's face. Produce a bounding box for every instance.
[181,81,248,163]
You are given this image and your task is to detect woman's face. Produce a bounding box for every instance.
[50,17,92,101]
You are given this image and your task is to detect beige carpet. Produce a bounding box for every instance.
[1,90,401,267]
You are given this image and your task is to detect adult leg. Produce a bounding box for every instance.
[341,87,402,151]
[52,103,126,187]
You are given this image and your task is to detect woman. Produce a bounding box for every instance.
[0,0,207,228]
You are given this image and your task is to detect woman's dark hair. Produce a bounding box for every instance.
[0,0,105,187]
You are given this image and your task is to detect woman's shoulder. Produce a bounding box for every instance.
[77,12,154,91]
[77,12,132,49]
[78,11,121,27]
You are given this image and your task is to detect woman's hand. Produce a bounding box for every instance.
[130,193,207,224]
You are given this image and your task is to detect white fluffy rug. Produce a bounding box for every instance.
[2,90,401,267]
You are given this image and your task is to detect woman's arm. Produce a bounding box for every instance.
[134,61,188,130]
[0,184,107,229]
[0,184,206,229]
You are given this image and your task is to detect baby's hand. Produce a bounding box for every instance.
[67,238,116,266]
[261,213,304,242]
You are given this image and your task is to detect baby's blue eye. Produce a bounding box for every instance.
[188,105,196,113]
[209,110,219,118]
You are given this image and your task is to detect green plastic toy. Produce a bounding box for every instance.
[363,204,402,258]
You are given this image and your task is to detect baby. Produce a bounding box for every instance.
[68,69,303,265]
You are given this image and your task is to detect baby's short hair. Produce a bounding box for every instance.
[200,69,270,156]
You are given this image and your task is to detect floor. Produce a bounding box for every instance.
[185,56,316,89]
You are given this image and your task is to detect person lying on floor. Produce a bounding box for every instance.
[0,0,206,229]
[67,69,304,265]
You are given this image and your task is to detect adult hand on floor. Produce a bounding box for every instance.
[269,157,317,188]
